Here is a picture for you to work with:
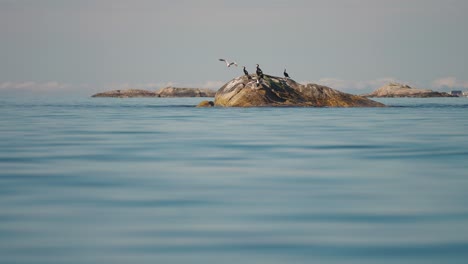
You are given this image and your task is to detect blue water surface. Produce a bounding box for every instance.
[1,96,468,264]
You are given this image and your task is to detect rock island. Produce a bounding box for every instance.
[362,83,453,98]
[92,87,216,98]
[198,75,385,107]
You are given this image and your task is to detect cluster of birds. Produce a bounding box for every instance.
[219,58,290,87]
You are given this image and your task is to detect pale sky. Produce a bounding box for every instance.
[1,0,467,95]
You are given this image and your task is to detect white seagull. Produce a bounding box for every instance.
[219,59,238,67]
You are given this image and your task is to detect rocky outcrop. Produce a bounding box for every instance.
[156,87,216,97]
[214,75,385,107]
[196,100,215,107]
[362,83,454,98]
[91,89,157,98]
[92,87,217,98]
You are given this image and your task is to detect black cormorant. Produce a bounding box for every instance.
[256,64,264,79]
[284,68,290,78]
[243,66,251,79]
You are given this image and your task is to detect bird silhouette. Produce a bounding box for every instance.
[243,66,252,79]
[219,59,238,67]
[256,64,264,79]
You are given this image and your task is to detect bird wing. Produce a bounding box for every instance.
[219,59,226,62]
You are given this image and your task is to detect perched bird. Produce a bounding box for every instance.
[243,66,252,79]
[256,64,264,79]
[284,68,290,78]
[219,59,238,67]
[243,66,249,75]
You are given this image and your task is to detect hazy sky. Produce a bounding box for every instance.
[1,0,467,95]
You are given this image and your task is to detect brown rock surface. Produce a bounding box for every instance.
[196,100,215,107]
[362,83,453,98]
[92,87,216,98]
[91,89,157,98]
[214,75,385,107]
[156,87,216,97]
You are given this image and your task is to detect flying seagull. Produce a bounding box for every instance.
[219,59,238,67]
[283,68,290,78]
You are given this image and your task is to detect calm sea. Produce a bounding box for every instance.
[1,96,468,264]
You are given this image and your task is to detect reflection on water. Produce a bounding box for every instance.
[1,97,468,264]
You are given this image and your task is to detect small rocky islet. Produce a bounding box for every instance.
[91,87,216,98]
[198,74,385,107]
[361,83,454,98]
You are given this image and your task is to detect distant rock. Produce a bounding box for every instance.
[156,87,216,97]
[214,75,385,107]
[92,87,217,98]
[196,100,215,107]
[91,89,157,98]
[362,83,454,98]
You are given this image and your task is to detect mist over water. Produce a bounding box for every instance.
[1,97,468,264]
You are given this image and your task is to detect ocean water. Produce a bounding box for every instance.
[1,96,468,264]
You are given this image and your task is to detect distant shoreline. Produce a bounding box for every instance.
[92,87,216,98]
